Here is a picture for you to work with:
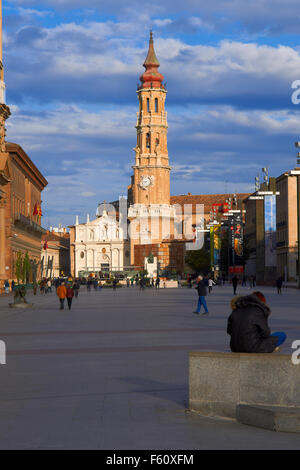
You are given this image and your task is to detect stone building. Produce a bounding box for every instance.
[0,5,48,286]
[69,210,130,278]
[41,227,70,278]
[0,143,48,284]
[170,193,250,232]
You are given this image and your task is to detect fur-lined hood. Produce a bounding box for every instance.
[230,294,271,316]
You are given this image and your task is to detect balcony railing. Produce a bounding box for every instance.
[14,214,47,234]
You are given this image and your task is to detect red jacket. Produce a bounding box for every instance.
[67,287,74,298]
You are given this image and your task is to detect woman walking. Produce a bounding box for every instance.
[66,284,75,310]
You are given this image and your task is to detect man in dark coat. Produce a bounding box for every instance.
[232,275,238,295]
[227,292,286,353]
[276,276,283,294]
[193,275,209,315]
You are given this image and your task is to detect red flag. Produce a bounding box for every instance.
[33,203,38,216]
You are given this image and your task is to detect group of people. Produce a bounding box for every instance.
[193,274,287,353]
[56,282,80,310]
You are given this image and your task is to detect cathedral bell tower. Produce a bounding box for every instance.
[130,31,170,206]
[128,32,175,267]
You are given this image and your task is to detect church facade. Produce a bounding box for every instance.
[69,210,130,277]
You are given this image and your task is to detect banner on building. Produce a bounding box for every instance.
[210,224,221,268]
[229,266,244,274]
[264,195,277,267]
[229,218,244,266]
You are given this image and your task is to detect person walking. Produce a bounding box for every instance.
[227,291,287,353]
[66,284,74,310]
[232,275,238,295]
[194,275,209,315]
[276,276,283,295]
[4,280,9,294]
[47,279,52,293]
[112,278,117,291]
[208,278,215,294]
[139,277,145,291]
[155,277,160,289]
[73,280,80,298]
[56,282,67,310]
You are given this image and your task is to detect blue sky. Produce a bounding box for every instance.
[3,0,300,227]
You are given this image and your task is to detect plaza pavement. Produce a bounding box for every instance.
[0,284,299,450]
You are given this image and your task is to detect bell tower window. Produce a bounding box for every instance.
[147,98,150,113]
[155,98,158,113]
[146,133,150,149]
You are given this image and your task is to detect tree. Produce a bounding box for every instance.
[22,252,32,284]
[15,252,23,284]
[185,248,210,274]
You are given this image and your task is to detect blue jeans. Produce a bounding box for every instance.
[196,296,208,313]
[271,332,287,347]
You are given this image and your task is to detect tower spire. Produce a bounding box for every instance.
[140,31,164,89]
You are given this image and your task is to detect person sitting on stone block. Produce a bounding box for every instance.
[227,291,286,353]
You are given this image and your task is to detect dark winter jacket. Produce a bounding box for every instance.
[196,280,207,297]
[227,294,277,353]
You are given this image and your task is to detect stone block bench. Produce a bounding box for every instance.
[189,351,300,433]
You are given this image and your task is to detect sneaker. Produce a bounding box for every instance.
[193,311,200,314]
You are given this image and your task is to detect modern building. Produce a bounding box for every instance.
[243,176,278,284]
[276,170,299,282]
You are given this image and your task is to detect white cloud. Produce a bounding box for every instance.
[80,191,96,197]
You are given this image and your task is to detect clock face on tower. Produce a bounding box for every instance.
[139,175,154,189]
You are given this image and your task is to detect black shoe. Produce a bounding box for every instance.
[193,311,200,314]
[202,311,209,315]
